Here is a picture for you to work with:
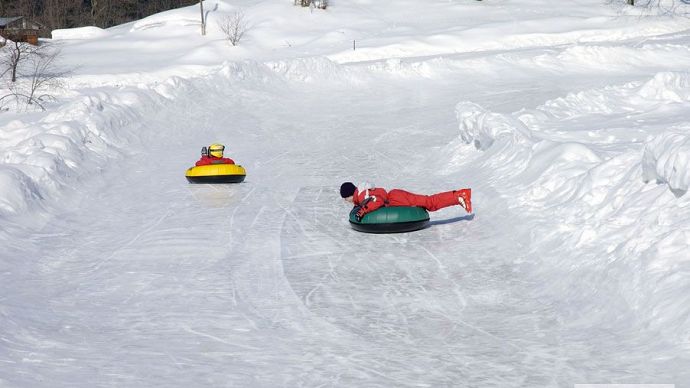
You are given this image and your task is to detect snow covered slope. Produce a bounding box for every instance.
[1,0,689,386]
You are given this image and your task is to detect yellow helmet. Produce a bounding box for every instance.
[208,143,225,158]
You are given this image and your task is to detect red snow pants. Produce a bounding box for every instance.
[387,189,459,212]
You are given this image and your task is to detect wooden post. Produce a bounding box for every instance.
[199,0,206,35]
[353,40,356,51]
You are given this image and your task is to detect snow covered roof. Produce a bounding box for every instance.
[0,16,23,28]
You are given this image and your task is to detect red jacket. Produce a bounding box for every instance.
[353,187,388,215]
[195,155,235,166]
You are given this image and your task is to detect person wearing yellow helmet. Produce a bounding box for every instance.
[195,143,235,166]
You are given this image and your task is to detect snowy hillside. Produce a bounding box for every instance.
[1,0,689,386]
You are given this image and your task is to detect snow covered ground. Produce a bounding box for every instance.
[1,0,690,386]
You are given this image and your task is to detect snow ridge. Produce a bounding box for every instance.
[455,101,533,151]
[450,71,690,350]
[0,91,163,220]
[643,131,690,195]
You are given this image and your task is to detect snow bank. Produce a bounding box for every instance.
[267,57,358,84]
[529,72,690,120]
[643,132,690,195]
[638,71,690,102]
[330,16,690,65]
[364,57,461,79]
[0,167,43,216]
[455,101,532,151]
[454,72,690,205]
[549,43,690,73]
[450,71,690,348]
[129,7,202,31]
[453,100,604,205]
[517,71,690,199]
[352,41,690,82]
[51,26,109,40]
[0,91,163,220]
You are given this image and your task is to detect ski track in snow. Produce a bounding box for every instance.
[2,4,690,386]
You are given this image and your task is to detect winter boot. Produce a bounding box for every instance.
[456,189,472,213]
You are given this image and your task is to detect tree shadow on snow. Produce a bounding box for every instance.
[429,213,475,226]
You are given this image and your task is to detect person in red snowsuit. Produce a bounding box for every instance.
[340,182,472,221]
[195,143,235,166]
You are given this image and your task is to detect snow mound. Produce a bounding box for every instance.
[551,44,690,73]
[448,68,690,351]
[0,167,43,217]
[51,26,109,40]
[638,71,690,102]
[642,132,690,196]
[452,101,603,205]
[216,60,285,86]
[519,140,601,188]
[0,90,163,220]
[129,7,203,31]
[532,72,690,120]
[455,101,532,150]
[267,57,355,84]
[365,58,448,79]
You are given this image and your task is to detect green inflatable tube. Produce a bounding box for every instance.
[349,206,430,233]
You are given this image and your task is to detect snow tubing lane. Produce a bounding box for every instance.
[185,164,246,184]
[349,206,430,234]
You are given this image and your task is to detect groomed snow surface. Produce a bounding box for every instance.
[2,0,690,386]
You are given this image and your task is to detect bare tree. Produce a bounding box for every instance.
[294,0,328,9]
[91,0,114,27]
[1,42,70,111]
[1,41,37,83]
[620,0,690,14]
[22,46,69,109]
[313,0,328,9]
[217,11,248,46]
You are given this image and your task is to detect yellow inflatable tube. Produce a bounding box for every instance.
[185,164,246,183]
